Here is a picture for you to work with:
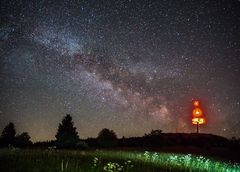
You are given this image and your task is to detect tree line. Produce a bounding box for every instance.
[1,114,240,150]
[0,122,32,148]
[0,114,117,148]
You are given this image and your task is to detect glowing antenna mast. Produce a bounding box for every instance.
[192,100,206,133]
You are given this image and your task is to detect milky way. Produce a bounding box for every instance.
[1,0,240,141]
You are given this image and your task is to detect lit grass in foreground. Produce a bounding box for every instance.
[0,149,239,172]
[92,150,240,172]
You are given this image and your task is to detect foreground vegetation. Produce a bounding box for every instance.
[0,149,239,172]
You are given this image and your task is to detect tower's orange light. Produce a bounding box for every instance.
[192,108,203,117]
[192,117,205,124]
[193,100,199,107]
[191,100,206,125]
[191,100,206,133]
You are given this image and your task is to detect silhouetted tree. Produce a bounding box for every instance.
[150,129,162,136]
[144,129,162,137]
[55,114,79,148]
[0,122,16,147]
[97,128,117,147]
[15,132,32,147]
[32,140,56,148]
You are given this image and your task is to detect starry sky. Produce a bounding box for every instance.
[1,0,240,141]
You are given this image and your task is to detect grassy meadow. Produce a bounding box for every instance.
[0,149,239,172]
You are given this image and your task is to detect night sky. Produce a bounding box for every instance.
[1,0,240,141]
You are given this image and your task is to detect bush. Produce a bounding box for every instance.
[76,141,89,150]
[98,128,117,147]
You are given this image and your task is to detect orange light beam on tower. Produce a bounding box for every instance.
[192,100,206,133]
[193,100,199,107]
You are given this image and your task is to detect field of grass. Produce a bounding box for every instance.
[0,149,239,172]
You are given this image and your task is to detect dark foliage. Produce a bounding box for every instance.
[118,133,231,148]
[32,140,56,148]
[15,132,32,147]
[55,114,80,148]
[0,123,32,148]
[85,138,99,147]
[97,128,117,147]
[76,140,89,149]
[0,122,16,147]
[145,129,162,136]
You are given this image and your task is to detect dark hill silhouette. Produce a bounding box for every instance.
[85,132,240,162]
[118,133,230,148]
[83,132,238,150]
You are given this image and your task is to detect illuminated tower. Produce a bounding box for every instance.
[192,100,206,133]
